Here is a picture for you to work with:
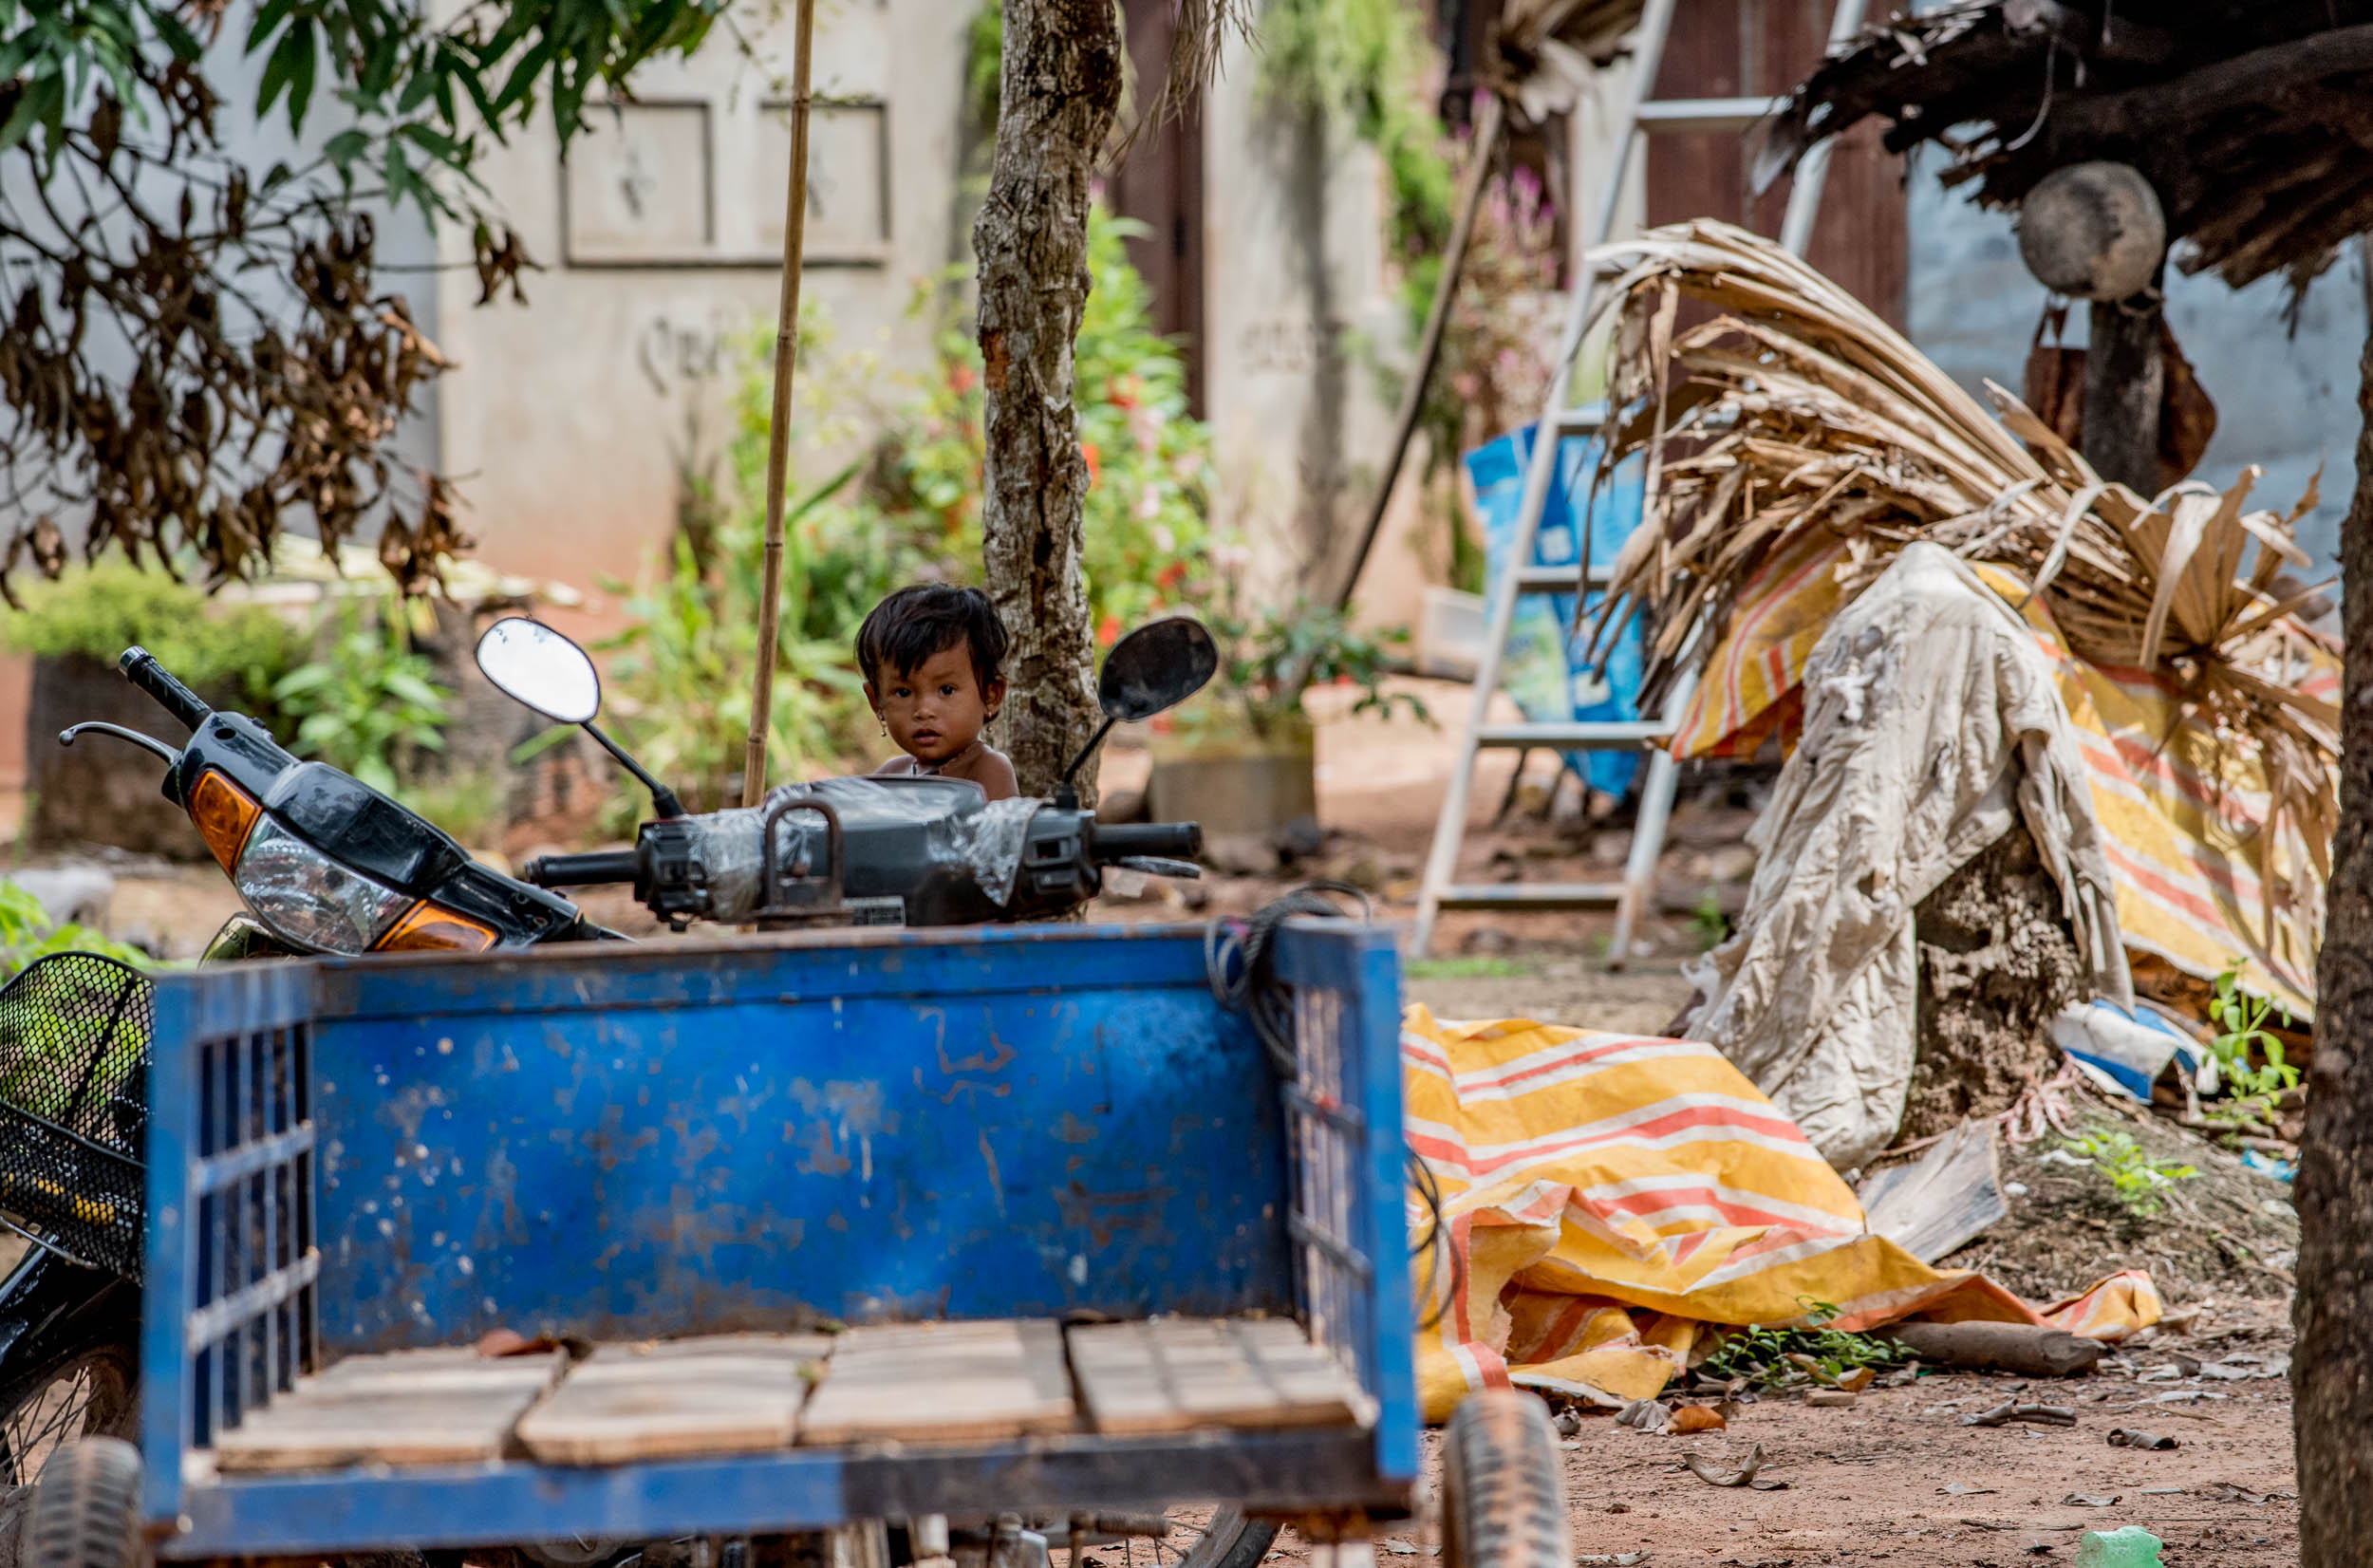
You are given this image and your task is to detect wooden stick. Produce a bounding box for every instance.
[1329,90,1506,614]
[741,0,819,808]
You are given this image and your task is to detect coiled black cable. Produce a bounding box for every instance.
[1205,883,1461,1332]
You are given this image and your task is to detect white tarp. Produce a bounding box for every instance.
[1678,543,2131,1167]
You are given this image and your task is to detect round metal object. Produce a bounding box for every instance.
[2016,162,2167,300]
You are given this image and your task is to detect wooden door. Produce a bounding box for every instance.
[1108,0,1207,415]
[1647,0,1906,323]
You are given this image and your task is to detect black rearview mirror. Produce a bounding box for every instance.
[1097,617,1219,722]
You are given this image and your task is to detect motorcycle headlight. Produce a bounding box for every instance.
[235,819,412,954]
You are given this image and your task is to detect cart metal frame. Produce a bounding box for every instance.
[139,922,1414,1559]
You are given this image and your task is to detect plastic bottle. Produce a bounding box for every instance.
[2075,1527,2164,1567]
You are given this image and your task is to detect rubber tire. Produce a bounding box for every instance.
[0,1340,139,1488]
[24,1436,143,1568]
[1439,1394,1568,1568]
[1177,1509,1280,1568]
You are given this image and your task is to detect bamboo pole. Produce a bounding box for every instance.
[741,0,819,808]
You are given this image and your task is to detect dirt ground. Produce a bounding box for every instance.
[1261,1297,2298,1568]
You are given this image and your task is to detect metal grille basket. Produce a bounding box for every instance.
[0,953,154,1278]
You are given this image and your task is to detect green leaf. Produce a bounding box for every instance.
[396,120,465,164]
[491,35,554,116]
[0,71,59,158]
[381,669,450,708]
[151,7,204,62]
[287,19,318,132]
[256,21,303,118]
[245,0,295,56]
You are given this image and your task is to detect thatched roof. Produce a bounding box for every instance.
[1490,0,1647,121]
[1759,1,2373,289]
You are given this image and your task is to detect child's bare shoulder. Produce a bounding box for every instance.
[972,744,1020,801]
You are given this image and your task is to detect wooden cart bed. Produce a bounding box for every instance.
[210,1317,1371,1473]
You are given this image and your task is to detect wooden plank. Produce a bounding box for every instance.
[302,1347,569,1395]
[1068,1318,1368,1436]
[516,1336,830,1465]
[215,1350,568,1472]
[798,1319,1077,1445]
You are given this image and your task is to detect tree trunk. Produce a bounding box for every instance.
[974,0,1124,800]
[1898,822,2088,1145]
[2293,291,2373,1568]
[2082,293,2163,494]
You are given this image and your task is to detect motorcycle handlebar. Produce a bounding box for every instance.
[522,849,640,887]
[118,646,211,733]
[1090,821,1203,863]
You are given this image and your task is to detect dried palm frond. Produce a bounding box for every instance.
[1582,219,2338,955]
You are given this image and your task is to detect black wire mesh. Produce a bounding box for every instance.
[0,953,154,1279]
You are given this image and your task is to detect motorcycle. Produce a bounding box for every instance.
[0,613,1214,1500]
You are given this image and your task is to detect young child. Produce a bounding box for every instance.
[856,584,1020,802]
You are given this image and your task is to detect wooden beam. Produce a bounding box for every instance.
[2046,23,2373,145]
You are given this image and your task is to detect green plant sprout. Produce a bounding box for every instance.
[2207,960,2298,1099]
[1697,1296,1913,1391]
[2061,1126,2197,1217]
[1690,887,1728,952]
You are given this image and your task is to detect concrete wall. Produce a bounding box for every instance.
[430,0,971,614]
[1902,152,2365,581]
[1200,40,1412,621]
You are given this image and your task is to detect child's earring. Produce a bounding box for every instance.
[878,718,888,737]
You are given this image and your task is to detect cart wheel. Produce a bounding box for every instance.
[1439,1394,1567,1568]
[0,1338,139,1487]
[25,1436,144,1568]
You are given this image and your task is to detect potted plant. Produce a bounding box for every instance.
[1148,569,1428,839]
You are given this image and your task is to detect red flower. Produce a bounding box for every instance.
[949,363,977,394]
[1082,441,1101,483]
[1157,560,1187,591]
[1110,374,1142,411]
[1097,614,1122,646]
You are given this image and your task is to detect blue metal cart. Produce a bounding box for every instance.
[121,920,1420,1563]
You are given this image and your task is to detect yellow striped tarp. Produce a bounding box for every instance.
[1672,546,2325,1016]
[1407,1007,2159,1419]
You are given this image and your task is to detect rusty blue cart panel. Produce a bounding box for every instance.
[140,921,1414,1558]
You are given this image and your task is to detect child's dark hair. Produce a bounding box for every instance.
[856,584,1008,693]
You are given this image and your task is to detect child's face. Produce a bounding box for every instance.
[868,644,1003,765]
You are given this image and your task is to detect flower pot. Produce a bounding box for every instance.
[1146,714,1318,840]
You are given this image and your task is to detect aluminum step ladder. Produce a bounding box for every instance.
[1412,0,1868,959]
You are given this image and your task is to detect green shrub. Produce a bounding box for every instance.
[0,880,149,983]
[0,556,303,706]
[270,598,453,795]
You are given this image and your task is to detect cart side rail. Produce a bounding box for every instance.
[141,961,321,1528]
[1269,921,1417,1487]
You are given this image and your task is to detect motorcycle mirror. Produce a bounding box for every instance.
[476,618,688,820]
[476,618,602,725]
[1053,617,1220,807]
[1096,616,1219,721]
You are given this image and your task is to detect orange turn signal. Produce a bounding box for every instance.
[377,902,500,954]
[189,771,262,874]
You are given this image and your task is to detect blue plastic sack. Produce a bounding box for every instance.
[1464,424,1648,798]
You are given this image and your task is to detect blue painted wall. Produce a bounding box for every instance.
[1902,148,2365,582]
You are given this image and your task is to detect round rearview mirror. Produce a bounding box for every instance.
[1097,617,1219,722]
[476,618,601,725]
